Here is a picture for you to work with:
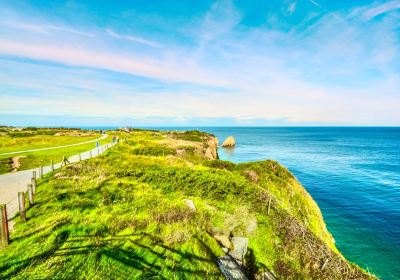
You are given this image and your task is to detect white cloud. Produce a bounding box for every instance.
[0,39,233,88]
[360,0,400,20]
[104,28,161,48]
[288,1,297,14]
[307,0,321,8]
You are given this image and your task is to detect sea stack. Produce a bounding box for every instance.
[222,136,236,147]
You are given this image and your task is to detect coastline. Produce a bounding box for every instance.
[0,128,377,279]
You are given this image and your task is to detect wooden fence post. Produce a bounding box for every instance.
[31,177,37,193]
[33,170,36,179]
[267,197,272,215]
[51,160,54,171]
[18,192,26,222]
[79,154,81,161]
[0,204,9,247]
[40,166,43,179]
[28,184,34,207]
[90,151,92,158]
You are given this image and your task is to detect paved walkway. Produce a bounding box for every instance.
[0,134,108,156]
[0,141,116,221]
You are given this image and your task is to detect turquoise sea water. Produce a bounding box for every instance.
[149,127,399,280]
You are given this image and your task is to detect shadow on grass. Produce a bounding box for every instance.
[1,232,223,279]
[0,230,70,278]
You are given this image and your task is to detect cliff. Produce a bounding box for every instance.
[0,129,375,279]
[204,135,219,160]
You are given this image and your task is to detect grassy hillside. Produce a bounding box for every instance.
[0,127,108,174]
[0,129,375,279]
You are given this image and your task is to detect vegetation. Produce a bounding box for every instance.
[168,130,206,142]
[0,129,375,279]
[0,127,109,174]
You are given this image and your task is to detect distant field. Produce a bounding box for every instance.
[0,135,100,154]
[0,127,110,174]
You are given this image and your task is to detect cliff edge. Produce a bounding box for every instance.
[0,129,375,280]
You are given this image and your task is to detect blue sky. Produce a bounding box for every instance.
[0,0,399,126]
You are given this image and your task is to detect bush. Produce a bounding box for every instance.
[7,132,32,137]
[0,158,12,173]
[131,146,175,156]
[169,130,208,142]
[204,160,235,171]
[23,127,38,131]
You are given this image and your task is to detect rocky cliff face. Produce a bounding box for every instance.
[203,136,219,160]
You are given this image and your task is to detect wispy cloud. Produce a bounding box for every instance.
[288,1,297,14]
[307,0,321,8]
[0,38,233,87]
[358,0,400,20]
[104,28,161,48]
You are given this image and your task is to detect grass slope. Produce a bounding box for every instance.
[0,129,375,279]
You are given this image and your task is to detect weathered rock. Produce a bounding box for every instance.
[229,237,248,264]
[214,234,233,250]
[222,136,236,147]
[246,218,257,233]
[256,271,277,280]
[183,199,196,211]
[176,149,186,156]
[203,136,219,160]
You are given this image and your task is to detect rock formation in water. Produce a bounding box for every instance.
[222,136,236,147]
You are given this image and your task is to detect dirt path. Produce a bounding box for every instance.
[11,157,21,172]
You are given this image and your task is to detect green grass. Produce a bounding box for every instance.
[12,136,110,171]
[0,129,375,279]
[0,128,101,154]
[0,127,110,174]
[0,135,100,153]
[168,130,206,142]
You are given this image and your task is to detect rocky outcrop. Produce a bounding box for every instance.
[183,199,196,211]
[230,237,248,265]
[222,136,236,147]
[203,136,219,160]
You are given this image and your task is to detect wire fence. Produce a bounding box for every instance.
[0,141,117,248]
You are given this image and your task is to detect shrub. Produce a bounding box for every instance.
[131,146,175,156]
[169,130,207,142]
[7,132,32,137]
[204,160,235,171]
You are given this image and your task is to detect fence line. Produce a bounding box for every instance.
[0,141,117,248]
